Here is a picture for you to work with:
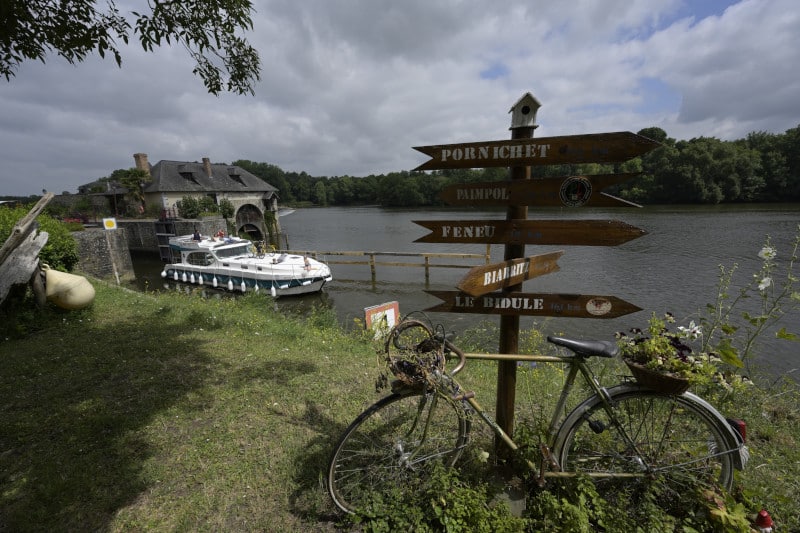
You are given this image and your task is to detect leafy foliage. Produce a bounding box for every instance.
[345,463,528,532]
[176,196,201,219]
[0,204,78,272]
[698,227,800,372]
[241,124,800,208]
[1,0,260,95]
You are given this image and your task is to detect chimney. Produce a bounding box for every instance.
[133,153,150,175]
[203,157,213,178]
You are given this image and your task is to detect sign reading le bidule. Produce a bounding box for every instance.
[425,291,641,319]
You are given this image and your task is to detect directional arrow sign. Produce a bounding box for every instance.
[439,173,642,208]
[457,251,563,297]
[413,131,659,171]
[414,219,646,246]
[424,290,642,319]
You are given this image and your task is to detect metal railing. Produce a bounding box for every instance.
[281,245,492,282]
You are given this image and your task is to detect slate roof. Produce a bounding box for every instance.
[143,160,278,196]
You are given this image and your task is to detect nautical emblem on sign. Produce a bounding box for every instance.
[559,176,593,207]
[586,297,612,316]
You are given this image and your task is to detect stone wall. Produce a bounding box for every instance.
[71,216,227,282]
[118,216,225,252]
[73,228,136,283]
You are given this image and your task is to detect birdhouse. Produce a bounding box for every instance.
[508,92,541,129]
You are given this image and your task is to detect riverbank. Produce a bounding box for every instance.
[1,281,798,531]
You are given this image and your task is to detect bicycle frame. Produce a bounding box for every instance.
[448,351,616,483]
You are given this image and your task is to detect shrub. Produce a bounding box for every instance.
[0,204,79,272]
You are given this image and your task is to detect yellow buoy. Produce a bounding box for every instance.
[41,264,95,310]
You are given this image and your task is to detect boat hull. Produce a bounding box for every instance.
[161,266,331,297]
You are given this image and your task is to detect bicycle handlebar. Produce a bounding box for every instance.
[441,336,466,377]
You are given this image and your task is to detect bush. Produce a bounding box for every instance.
[0,204,79,272]
[345,464,528,532]
[177,196,201,219]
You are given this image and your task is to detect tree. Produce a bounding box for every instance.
[1,0,261,95]
[313,180,328,206]
[113,168,151,213]
[218,198,234,219]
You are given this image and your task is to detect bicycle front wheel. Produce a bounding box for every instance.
[554,387,736,509]
[328,390,468,514]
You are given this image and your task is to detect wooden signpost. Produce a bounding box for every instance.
[425,290,642,319]
[410,92,659,455]
[439,173,642,208]
[414,219,646,246]
[456,252,563,297]
[413,131,660,171]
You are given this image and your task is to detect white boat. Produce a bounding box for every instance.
[161,235,332,297]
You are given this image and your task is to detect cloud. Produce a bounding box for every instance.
[0,0,798,195]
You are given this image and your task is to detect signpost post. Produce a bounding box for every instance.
[410,91,658,456]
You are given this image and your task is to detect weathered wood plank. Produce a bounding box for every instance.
[456,252,563,297]
[414,219,647,246]
[0,229,48,303]
[0,194,53,263]
[414,132,660,170]
[439,173,642,207]
[424,290,642,319]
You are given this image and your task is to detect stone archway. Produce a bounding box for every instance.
[234,203,267,240]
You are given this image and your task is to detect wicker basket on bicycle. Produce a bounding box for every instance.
[384,319,445,390]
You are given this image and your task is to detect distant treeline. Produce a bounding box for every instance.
[236,125,800,207]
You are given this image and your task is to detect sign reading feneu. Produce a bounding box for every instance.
[414,219,646,247]
[439,173,642,208]
[456,252,563,297]
[413,131,660,171]
[424,290,642,319]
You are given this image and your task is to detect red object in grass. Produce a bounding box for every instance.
[755,509,773,529]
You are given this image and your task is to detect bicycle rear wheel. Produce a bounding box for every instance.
[554,387,736,510]
[328,390,469,514]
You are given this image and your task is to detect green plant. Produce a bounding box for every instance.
[345,463,528,532]
[616,312,726,385]
[218,198,234,219]
[699,226,800,373]
[176,196,201,218]
[0,204,79,272]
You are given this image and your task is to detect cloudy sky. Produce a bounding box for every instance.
[1,0,799,196]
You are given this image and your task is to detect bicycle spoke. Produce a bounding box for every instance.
[328,392,467,514]
[556,389,735,509]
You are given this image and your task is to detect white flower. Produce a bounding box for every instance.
[758,246,777,261]
[758,277,772,291]
[677,321,702,340]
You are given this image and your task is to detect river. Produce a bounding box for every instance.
[131,204,800,377]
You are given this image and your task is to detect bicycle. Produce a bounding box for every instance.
[327,316,749,515]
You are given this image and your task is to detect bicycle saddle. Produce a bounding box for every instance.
[547,336,619,358]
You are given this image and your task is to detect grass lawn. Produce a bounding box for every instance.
[1,281,799,531]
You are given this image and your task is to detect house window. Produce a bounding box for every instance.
[180,172,200,185]
[229,173,247,187]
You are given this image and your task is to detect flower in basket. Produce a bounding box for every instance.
[616,312,721,388]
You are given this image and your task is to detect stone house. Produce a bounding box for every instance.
[134,153,280,241]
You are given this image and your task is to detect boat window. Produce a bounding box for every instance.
[187,252,214,267]
[215,244,251,259]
